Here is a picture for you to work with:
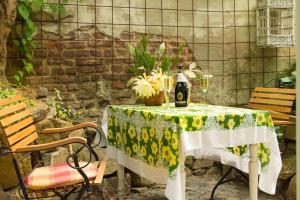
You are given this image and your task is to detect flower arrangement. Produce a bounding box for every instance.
[126,35,202,104]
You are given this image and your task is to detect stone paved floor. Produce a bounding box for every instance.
[124,174,283,200]
[6,171,284,200]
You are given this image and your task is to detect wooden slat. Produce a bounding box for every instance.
[41,122,97,134]
[250,97,293,107]
[0,102,27,118]
[273,120,295,126]
[14,136,87,153]
[0,95,23,107]
[255,87,296,94]
[0,109,32,127]
[269,111,290,121]
[248,103,292,113]
[94,160,107,184]
[10,132,38,151]
[251,92,296,101]
[7,125,36,145]
[4,117,34,136]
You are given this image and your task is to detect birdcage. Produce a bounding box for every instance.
[256,0,295,48]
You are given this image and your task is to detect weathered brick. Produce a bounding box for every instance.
[79,66,96,74]
[63,41,87,49]
[103,50,112,57]
[51,68,65,75]
[96,40,112,48]
[48,50,61,57]
[78,76,91,82]
[112,65,124,73]
[112,80,125,89]
[34,50,47,58]
[67,83,79,91]
[76,59,101,66]
[90,50,102,57]
[59,76,76,83]
[62,50,76,57]
[76,50,90,57]
[66,67,77,75]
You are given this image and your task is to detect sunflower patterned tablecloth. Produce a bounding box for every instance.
[102,104,282,199]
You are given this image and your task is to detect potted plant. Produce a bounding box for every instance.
[126,35,201,106]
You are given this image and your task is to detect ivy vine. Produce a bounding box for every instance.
[14,0,75,86]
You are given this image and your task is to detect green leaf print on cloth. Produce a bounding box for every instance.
[107,104,274,175]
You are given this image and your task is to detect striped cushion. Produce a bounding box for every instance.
[24,162,97,190]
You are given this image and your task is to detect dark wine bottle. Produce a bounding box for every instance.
[175,66,189,107]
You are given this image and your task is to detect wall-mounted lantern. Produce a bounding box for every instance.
[256,0,295,47]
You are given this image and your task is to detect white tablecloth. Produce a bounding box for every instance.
[102,107,282,200]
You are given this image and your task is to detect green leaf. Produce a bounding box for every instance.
[13,40,20,48]
[21,37,27,45]
[35,0,44,10]
[161,57,170,73]
[59,5,66,16]
[14,74,20,82]
[49,3,58,14]
[127,43,135,55]
[16,24,23,37]
[18,4,30,20]
[23,61,33,73]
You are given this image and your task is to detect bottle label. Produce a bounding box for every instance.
[177,92,184,101]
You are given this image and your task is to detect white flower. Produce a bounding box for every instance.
[132,78,157,98]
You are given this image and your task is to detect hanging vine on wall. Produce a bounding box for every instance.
[13,0,77,86]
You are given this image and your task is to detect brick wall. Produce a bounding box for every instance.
[6,26,194,120]
[6,0,296,120]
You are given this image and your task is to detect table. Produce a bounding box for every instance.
[102,104,282,200]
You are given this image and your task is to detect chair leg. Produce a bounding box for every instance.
[210,167,250,200]
[12,157,30,200]
[210,167,233,200]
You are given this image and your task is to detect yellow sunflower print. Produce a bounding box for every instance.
[256,113,266,126]
[140,146,147,157]
[179,117,188,129]
[126,147,132,155]
[148,155,155,165]
[162,146,171,161]
[149,128,155,138]
[128,125,136,139]
[216,114,225,122]
[108,117,113,127]
[192,116,204,129]
[227,119,235,130]
[133,143,138,153]
[164,129,172,141]
[151,142,158,155]
[171,132,178,150]
[169,153,177,166]
[141,128,149,143]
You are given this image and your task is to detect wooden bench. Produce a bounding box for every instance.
[247,87,296,127]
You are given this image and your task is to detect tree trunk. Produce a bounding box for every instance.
[0,0,17,83]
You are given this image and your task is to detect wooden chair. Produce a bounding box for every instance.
[0,95,107,200]
[210,87,296,200]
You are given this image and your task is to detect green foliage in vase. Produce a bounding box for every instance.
[127,35,184,76]
[13,0,78,86]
